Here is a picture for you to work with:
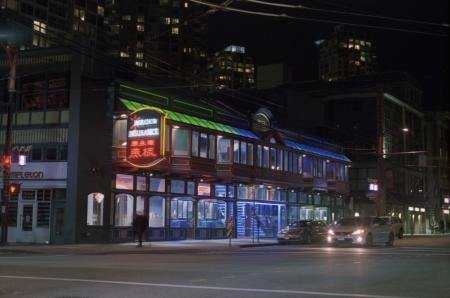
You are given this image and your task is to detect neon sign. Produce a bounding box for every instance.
[126,107,166,168]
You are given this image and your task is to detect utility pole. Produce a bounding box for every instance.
[375,87,385,217]
[0,44,17,245]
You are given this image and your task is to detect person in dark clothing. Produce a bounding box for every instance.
[132,214,149,247]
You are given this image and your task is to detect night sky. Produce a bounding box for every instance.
[206,0,449,111]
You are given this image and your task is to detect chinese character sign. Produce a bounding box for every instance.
[126,108,166,167]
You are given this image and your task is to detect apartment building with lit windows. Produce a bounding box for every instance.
[208,45,255,90]
[316,26,378,82]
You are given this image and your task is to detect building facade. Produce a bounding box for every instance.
[316,26,378,82]
[208,45,255,90]
[1,48,351,244]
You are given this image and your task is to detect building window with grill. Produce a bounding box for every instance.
[137,24,145,32]
[200,133,208,158]
[303,156,312,177]
[86,192,104,226]
[172,127,189,156]
[171,27,179,35]
[114,194,134,227]
[217,136,231,163]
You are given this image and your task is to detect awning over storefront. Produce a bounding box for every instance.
[120,98,259,140]
[284,140,351,163]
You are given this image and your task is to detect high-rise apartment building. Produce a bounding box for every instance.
[208,45,255,90]
[0,0,106,48]
[104,0,208,76]
[317,26,378,82]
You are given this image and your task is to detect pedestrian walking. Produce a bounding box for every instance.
[132,214,149,247]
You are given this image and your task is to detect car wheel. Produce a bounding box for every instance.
[364,233,373,247]
[398,229,404,239]
[386,232,394,246]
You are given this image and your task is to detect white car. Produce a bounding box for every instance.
[380,216,404,239]
[327,217,395,246]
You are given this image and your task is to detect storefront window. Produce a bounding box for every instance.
[255,187,267,200]
[233,140,239,163]
[115,194,134,226]
[299,192,308,204]
[136,176,147,191]
[248,143,254,166]
[277,149,283,171]
[316,159,324,177]
[200,132,208,158]
[116,174,133,190]
[170,197,193,227]
[209,135,216,159]
[86,192,104,226]
[217,137,231,163]
[300,206,314,220]
[187,181,195,195]
[303,156,312,177]
[150,177,165,192]
[215,184,226,197]
[227,185,235,198]
[336,163,344,180]
[236,202,286,237]
[292,153,298,174]
[288,191,297,203]
[172,127,189,156]
[197,199,226,228]
[263,146,269,168]
[149,196,165,227]
[314,194,321,205]
[198,182,211,196]
[136,196,145,215]
[314,207,329,222]
[191,131,199,157]
[171,180,185,194]
[326,161,335,178]
[298,155,302,174]
[237,185,254,200]
[240,141,247,164]
[257,145,262,167]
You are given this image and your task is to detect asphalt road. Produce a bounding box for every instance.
[1,237,449,298]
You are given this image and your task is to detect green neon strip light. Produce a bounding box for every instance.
[120,98,259,140]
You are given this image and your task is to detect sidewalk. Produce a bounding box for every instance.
[0,238,278,256]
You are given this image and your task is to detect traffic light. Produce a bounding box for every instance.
[8,183,20,195]
[2,155,11,170]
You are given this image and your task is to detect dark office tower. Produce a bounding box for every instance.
[316,26,378,82]
[0,0,106,48]
[208,45,255,90]
[104,0,208,77]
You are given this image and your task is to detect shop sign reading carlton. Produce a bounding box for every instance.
[126,107,166,167]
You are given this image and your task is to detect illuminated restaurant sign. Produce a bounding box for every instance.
[126,108,166,167]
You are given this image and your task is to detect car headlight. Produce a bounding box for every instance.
[328,229,335,235]
[352,229,365,235]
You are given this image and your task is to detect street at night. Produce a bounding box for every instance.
[1,236,449,298]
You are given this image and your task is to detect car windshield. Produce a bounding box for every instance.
[337,217,372,226]
[289,221,309,228]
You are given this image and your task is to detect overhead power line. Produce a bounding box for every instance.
[245,0,449,28]
[188,0,448,37]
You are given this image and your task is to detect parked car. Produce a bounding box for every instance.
[381,216,404,239]
[277,220,328,244]
[327,217,395,246]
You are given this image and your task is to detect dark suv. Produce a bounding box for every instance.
[277,220,328,244]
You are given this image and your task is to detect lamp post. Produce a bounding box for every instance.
[0,43,17,245]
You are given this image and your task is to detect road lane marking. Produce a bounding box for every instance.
[0,275,415,298]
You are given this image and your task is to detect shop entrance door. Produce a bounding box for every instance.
[17,202,36,242]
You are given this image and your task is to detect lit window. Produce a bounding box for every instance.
[86,193,104,226]
[122,15,132,21]
[171,27,179,35]
[135,61,143,67]
[217,136,231,163]
[120,51,129,58]
[164,17,171,24]
[114,194,134,227]
[137,24,145,32]
[136,52,144,59]
[97,6,104,16]
[172,127,189,156]
[137,15,145,23]
[33,20,47,34]
[184,2,189,8]
[355,44,360,50]
[172,18,179,24]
